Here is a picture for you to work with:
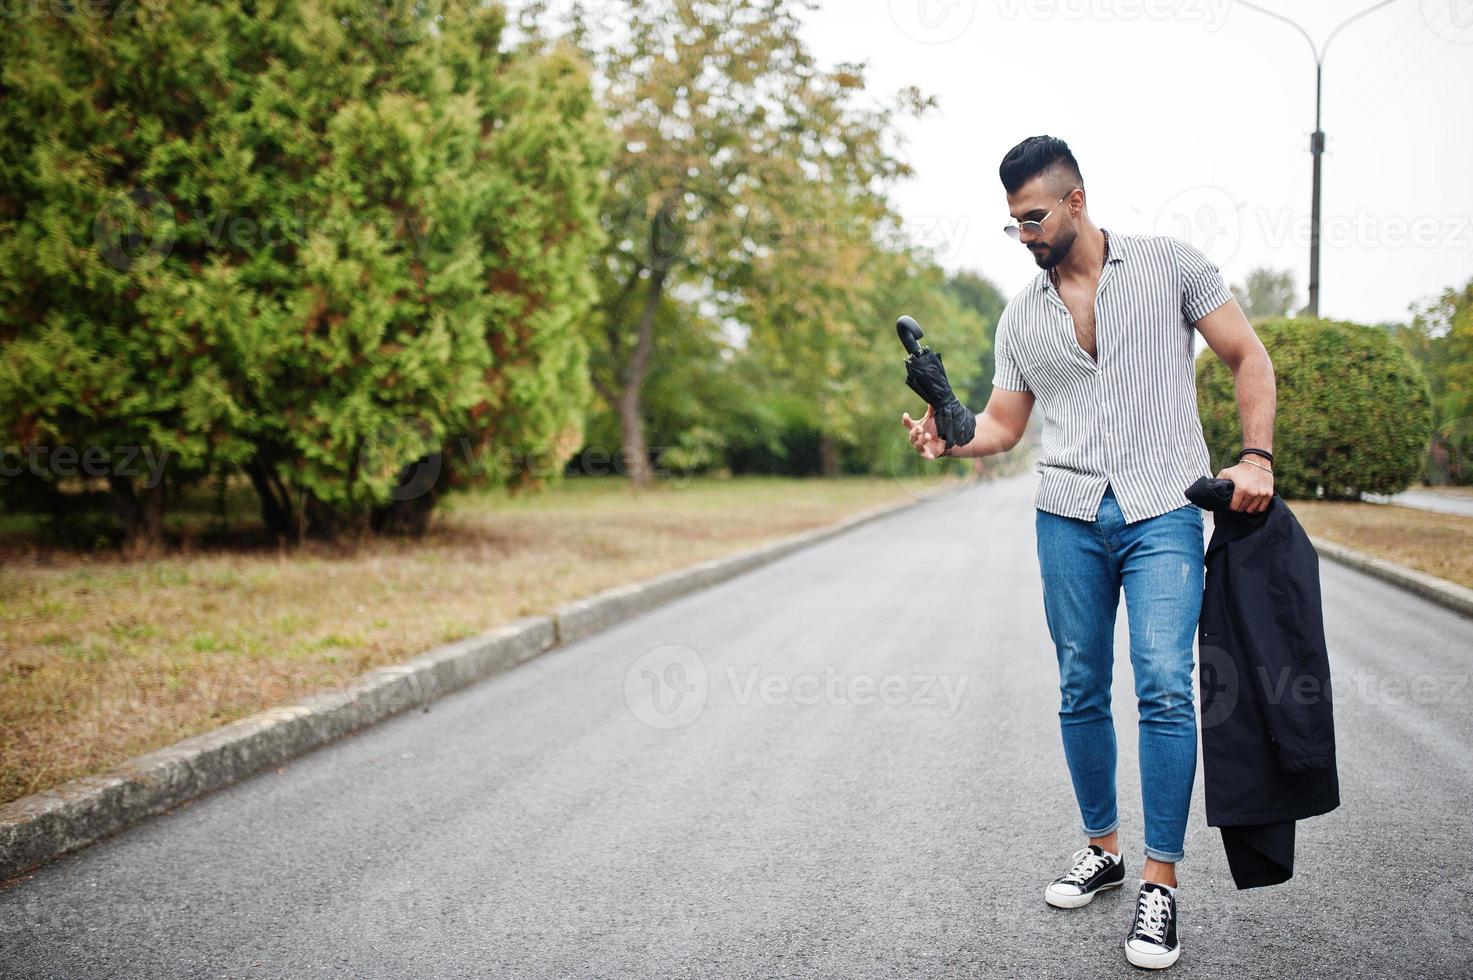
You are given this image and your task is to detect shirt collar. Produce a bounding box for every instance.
[1034,228,1127,293]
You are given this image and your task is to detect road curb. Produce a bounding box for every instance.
[1311,536,1473,620]
[1,483,951,881]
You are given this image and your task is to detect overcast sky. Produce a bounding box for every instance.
[800,0,1473,325]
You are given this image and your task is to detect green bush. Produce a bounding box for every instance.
[0,0,606,545]
[1196,317,1433,500]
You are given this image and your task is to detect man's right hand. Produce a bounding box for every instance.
[902,406,948,460]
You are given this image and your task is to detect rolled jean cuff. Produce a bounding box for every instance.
[1081,817,1119,838]
[1144,844,1184,863]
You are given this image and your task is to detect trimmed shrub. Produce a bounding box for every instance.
[1196,317,1433,500]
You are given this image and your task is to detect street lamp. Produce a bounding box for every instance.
[1234,0,1397,317]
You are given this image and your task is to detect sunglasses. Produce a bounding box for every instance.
[1003,191,1076,240]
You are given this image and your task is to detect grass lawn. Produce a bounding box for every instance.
[1289,498,1473,591]
[0,473,965,806]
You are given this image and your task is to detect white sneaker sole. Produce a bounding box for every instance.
[1044,877,1123,909]
[1125,940,1181,969]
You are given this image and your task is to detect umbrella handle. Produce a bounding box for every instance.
[896,315,924,357]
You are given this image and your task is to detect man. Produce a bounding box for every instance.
[902,136,1276,970]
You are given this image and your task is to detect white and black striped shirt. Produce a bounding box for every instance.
[992,230,1234,524]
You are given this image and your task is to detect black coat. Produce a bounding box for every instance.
[1184,478,1340,889]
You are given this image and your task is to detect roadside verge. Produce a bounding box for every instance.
[1311,536,1473,620]
[0,484,955,881]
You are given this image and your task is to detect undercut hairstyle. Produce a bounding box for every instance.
[999,136,1085,196]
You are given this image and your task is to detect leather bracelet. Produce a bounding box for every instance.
[1238,447,1274,465]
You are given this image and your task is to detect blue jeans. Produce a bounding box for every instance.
[1034,484,1204,863]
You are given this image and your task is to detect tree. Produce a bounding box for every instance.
[1391,277,1473,484]
[0,0,607,545]
[1231,268,1298,321]
[569,0,930,483]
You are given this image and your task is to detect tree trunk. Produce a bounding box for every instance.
[109,475,165,553]
[370,458,440,536]
[817,432,841,478]
[245,458,294,538]
[617,265,666,488]
[618,386,654,485]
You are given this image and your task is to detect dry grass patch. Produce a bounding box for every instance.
[1289,498,1473,591]
[0,475,956,805]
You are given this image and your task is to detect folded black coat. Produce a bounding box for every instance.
[1184,477,1341,889]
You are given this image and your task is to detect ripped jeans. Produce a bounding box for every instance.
[1034,484,1204,863]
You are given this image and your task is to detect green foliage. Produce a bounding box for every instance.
[943,270,1006,410]
[1231,267,1299,321]
[1390,278,1473,484]
[569,0,935,480]
[0,0,606,543]
[1196,318,1434,500]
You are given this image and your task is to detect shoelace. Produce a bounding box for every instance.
[1132,887,1173,944]
[1060,846,1110,885]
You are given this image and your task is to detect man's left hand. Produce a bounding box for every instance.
[1215,460,1274,514]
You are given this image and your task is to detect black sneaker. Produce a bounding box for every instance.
[1044,844,1125,908]
[1124,881,1181,969]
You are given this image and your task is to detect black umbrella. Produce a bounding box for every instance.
[896,315,976,450]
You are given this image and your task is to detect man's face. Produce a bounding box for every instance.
[1006,178,1079,270]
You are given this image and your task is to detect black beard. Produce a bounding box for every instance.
[1031,230,1076,270]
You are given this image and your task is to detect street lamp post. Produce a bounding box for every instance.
[1235,0,1396,317]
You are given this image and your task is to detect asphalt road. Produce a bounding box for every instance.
[3,474,1471,979]
[1363,488,1473,518]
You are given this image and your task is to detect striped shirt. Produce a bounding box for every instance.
[991,230,1234,524]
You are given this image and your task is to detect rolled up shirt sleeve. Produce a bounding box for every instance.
[991,310,1030,392]
[1172,238,1235,323]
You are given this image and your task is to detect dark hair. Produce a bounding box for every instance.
[999,136,1084,195]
